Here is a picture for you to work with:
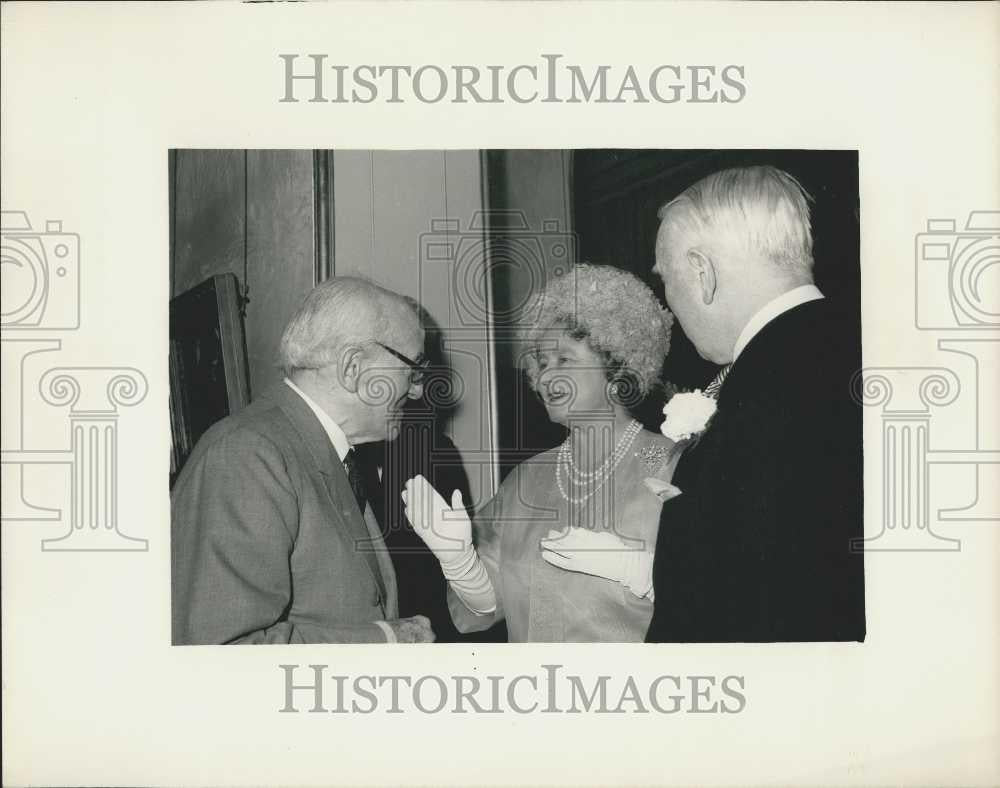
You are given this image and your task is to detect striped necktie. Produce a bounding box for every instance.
[704,364,733,400]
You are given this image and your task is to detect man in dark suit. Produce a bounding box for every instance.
[171,276,435,644]
[647,165,865,642]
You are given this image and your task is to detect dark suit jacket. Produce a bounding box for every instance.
[646,298,865,642]
[171,382,398,644]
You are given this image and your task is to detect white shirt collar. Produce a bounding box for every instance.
[283,377,352,462]
[733,284,824,361]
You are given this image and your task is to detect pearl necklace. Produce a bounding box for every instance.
[555,419,642,504]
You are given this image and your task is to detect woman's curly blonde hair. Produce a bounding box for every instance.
[520,264,674,399]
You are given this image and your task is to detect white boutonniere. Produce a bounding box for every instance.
[659,389,717,442]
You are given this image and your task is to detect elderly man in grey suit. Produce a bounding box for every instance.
[172,277,435,644]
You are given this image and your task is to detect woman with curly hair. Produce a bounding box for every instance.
[402,264,679,642]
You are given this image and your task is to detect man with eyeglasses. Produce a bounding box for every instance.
[171,276,436,644]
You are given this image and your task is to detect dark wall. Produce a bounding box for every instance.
[573,149,861,392]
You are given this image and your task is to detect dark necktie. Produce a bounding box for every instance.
[342,448,368,514]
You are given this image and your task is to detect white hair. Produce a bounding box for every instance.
[278,276,418,376]
[657,165,815,271]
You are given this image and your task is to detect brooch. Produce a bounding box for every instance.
[635,443,670,472]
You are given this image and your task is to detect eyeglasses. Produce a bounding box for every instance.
[374,341,430,386]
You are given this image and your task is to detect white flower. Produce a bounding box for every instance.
[660,389,717,442]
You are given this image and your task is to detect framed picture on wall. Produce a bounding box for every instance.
[169,272,251,486]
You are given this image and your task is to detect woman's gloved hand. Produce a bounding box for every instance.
[401,474,472,560]
[401,474,497,615]
[540,527,655,600]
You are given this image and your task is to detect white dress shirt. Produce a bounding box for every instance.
[283,378,398,643]
[733,284,824,361]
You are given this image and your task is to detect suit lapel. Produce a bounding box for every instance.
[363,500,399,619]
[262,383,389,604]
[324,456,388,601]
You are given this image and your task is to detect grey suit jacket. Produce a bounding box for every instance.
[171,382,398,644]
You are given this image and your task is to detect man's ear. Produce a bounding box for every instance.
[337,345,364,393]
[686,248,717,305]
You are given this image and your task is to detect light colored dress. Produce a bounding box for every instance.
[448,429,679,642]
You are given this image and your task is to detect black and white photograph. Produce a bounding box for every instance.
[4,3,998,786]
[168,149,864,645]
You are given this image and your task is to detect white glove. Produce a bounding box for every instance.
[401,475,496,614]
[401,474,472,559]
[539,527,655,600]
